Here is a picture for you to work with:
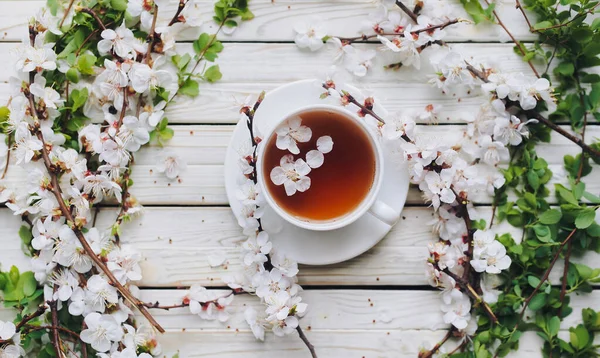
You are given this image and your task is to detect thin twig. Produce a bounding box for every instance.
[168,0,188,26]
[558,240,573,309]
[418,330,452,358]
[482,0,539,77]
[49,291,64,358]
[337,19,460,44]
[444,268,498,324]
[1,135,11,179]
[519,228,577,321]
[395,0,418,22]
[79,8,106,31]
[59,0,76,28]
[515,0,534,32]
[296,326,318,358]
[532,3,600,32]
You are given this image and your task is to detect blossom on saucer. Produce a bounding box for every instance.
[270,154,312,196]
[275,116,312,154]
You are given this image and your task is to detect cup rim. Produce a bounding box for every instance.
[257,104,385,231]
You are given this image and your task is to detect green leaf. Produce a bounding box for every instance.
[556,184,578,205]
[527,275,541,288]
[533,224,552,242]
[47,0,60,16]
[573,28,593,43]
[111,0,128,11]
[527,170,540,191]
[574,263,593,280]
[555,62,574,76]
[529,293,547,310]
[575,209,596,229]
[592,17,600,30]
[9,265,20,285]
[18,225,32,246]
[570,325,590,349]
[66,68,79,83]
[77,53,97,75]
[548,316,560,336]
[204,65,222,83]
[193,33,210,55]
[539,209,562,224]
[534,21,553,30]
[20,271,37,297]
[178,78,199,97]
[460,0,493,24]
[71,88,89,112]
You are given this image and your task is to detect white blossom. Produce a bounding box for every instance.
[80,313,124,352]
[98,22,135,58]
[270,154,312,196]
[275,116,312,154]
[155,152,187,180]
[294,19,327,51]
[441,291,471,329]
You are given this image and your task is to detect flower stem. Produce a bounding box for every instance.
[482,0,539,77]
[79,8,106,31]
[1,135,11,179]
[168,0,188,26]
[296,325,318,358]
[531,3,600,32]
[395,0,418,22]
[59,0,76,28]
[418,330,452,358]
[514,0,533,32]
[519,228,577,321]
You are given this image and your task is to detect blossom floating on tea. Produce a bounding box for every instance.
[275,116,312,154]
[270,154,312,196]
[316,135,333,153]
[270,135,335,196]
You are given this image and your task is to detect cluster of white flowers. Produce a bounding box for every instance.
[270,117,334,196]
[320,64,552,335]
[230,105,308,341]
[294,4,461,77]
[0,1,228,356]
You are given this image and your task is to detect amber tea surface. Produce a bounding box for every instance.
[263,110,376,221]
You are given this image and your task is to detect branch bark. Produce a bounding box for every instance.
[296,326,318,358]
[395,0,418,22]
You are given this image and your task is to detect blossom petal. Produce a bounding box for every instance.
[294,159,312,176]
[270,167,287,185]
[295,176,311,192]
[283,180,297,196]
[316,135,333,153]
[305,150,324,169]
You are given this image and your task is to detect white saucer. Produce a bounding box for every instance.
[224,79,409,265]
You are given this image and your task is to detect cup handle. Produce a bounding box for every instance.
[368,200,400,226]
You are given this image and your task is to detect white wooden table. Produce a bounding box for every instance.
[0,1,598,357]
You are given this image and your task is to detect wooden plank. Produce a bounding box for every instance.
[0,124,589,167]
[1,207,597,287]
[1,124,597,206]
[0,0,538,43]
[1,289,599,330]
[0,42,561,124]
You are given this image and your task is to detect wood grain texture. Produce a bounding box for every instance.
[1,125,596,206]
[1,207,597,287]
[0,0,537,42]
[0,42,559,124]
[1,289,598,330]
[0,289,597,357]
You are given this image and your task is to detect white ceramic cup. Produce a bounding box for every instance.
[257,104,400,231]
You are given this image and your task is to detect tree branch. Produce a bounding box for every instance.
[519,228,577,320]
[515,0,534,32]
[59,0,76,28]
[79,8,106,31]
[296,326,318,358]
[419,329,452,358]
[395,0,418,22]
[48,295,64,358]
[168,0,188,26]
[482,0,539,77]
